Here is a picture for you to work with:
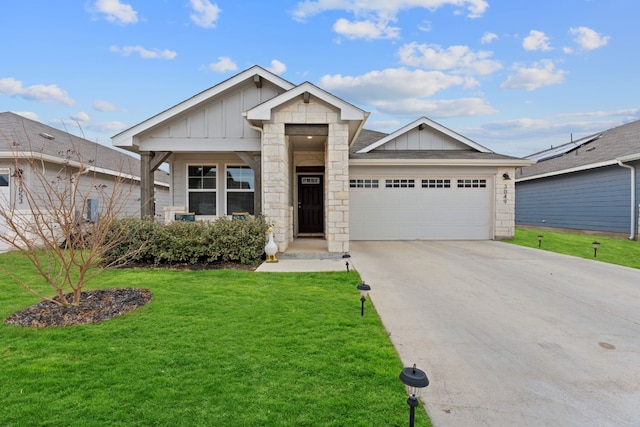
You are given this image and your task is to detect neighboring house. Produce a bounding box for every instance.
[0,112,170,251]
[515,119,640,239]
[112,65,530,253]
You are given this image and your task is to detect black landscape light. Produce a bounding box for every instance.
[538,235,543,248]
[356,282,371,316]
[346,261,350,272]
[399,364,429,427]
[592,241,600,257]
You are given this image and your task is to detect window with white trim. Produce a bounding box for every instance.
[188,165,217,215]
[385,179,415,188]
[457,179,486,188]
[422,179,451,188]
[226,165,254,215]
[350,179,379,188]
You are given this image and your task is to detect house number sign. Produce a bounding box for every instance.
[503,184,508,204]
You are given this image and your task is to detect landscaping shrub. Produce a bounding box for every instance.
[102,216,270,266]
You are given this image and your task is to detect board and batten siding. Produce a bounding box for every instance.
[515,166,631,233]
[137,80,284,151]
[374,126,470,151]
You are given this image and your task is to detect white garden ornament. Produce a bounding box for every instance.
[265,227,278,263]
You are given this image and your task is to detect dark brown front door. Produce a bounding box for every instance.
[298,175,323,233]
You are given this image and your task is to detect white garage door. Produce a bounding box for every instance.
[350,176,492,240]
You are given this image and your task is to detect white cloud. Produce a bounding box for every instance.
[92,0,138,25]
[318,68,493,118]
[501,60,566,91]
[523,30,552,51]
[93,100,119,112]
[319,68,475,102]
[570,26,610,50]
[372,97,496,117]
[267,60,287,75]
[0,77,75,105]
[333,17,400,40]
[480,32,498,44]
[398,42,502,75]
[12,111,39,121]
[292,0,487,39]
[292,0,489,21]
[207,57,237,72]
[110,45,177,60]
[70,112,90,123]
[190,0,221,29]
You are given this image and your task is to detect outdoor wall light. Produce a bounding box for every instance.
[502,172,511,180]
[399,364,429,427]
[356,282,371,316]
[592,241,601,257]
[538,235,543,248]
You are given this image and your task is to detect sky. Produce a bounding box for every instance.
[1,0,639,157]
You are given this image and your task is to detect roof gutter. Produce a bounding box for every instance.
[617,154,640,240]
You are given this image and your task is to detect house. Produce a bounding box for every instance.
[112,65,530,253]
[515,119,640,239]
[0,112,170,251]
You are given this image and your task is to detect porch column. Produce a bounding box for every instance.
[140,151,172,219]
[140,151,153,218]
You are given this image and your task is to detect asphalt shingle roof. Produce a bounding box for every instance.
[0,112,168,183]
[517,119,640,179]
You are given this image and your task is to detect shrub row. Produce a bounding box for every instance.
[102,216,270,266]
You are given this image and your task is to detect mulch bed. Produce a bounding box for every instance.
[3,262,258,328]
[4,288,153,328]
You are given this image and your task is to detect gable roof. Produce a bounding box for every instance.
[350,117,530,166]
[517,119,640,181]
[0,112,168,185]
[245,81,366,122]
[356,116,491,154]
[112,65,295,149]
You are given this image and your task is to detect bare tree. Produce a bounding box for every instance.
[0,132,143,307]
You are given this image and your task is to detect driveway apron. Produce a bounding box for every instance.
[350,241,640,427]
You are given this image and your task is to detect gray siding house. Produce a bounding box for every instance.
[515,119,640,239]
[0,112,170,251]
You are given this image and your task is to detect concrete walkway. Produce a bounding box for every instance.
[349,241,640,427]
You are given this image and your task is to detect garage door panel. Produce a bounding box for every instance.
[350,178,492,240]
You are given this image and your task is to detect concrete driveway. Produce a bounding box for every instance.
[350,241,640,427]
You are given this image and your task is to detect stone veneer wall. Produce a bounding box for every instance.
[326,122,350,253]
[495,168,516,240]
[262,121,291,251]
[262,99,350,253]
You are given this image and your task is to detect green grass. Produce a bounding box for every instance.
[0,251,430,427]
[507,228,640,269]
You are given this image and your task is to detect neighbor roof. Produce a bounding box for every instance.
[517,119,640,180]
[0,112,168,184]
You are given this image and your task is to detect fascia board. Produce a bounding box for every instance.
[357,117,491,154]
[245,82,365,121]
[112,66,295,146]
[349,158,534,167]
[616,153,640,163]
[0,151,168,185]
[515,160,618,182]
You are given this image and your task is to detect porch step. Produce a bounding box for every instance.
[278,251,349,260]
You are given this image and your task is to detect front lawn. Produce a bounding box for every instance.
[507,228,640,269]
[0,251,430,426]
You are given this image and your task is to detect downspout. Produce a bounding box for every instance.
[617,158,636,240]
